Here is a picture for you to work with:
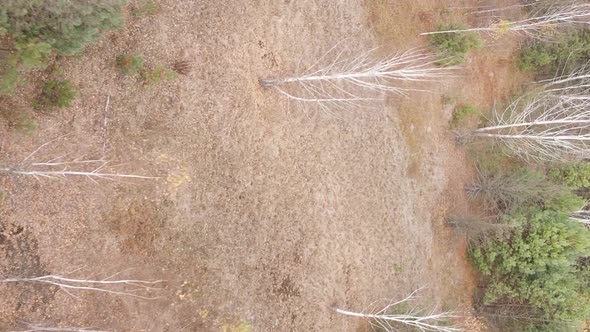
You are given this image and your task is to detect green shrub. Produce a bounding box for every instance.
[549,163,590,188]
[15,41,52,69]
[0,62,20,95]
[35,79,76,109]
[116,54,144,75]
[471,208,590,329]
[518,45,556,71]
[0,1,126,94]
[142,65,176,84]
[1,1,126,56]
[544,191,586,212]
[429,24,482,65]
[518,31,590,73]
[450,104,479,128]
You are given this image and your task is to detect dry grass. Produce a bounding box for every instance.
[172,60,192,75]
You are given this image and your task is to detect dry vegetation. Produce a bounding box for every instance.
[2,0,590,331]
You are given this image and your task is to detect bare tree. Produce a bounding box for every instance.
[260,46,454,113]
[421,2,590,40]
[0,270,164,300]
[447,215,514,242]
[467,88,590,162]
[335,289,462,332]
[10,322,108,332]
[465,166,567,211]
[0,141,157,182]
[570,210,590,225]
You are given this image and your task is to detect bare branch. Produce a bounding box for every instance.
[421,3,590,40]
[335,288,462,332]
[260,47,455,112]
[468,73,590,161]
[0,272,165,300]
[0,141,157,182]
[10,322,109,332]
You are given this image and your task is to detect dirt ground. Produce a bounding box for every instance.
[0,0,528,331]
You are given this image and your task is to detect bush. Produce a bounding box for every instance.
[518,45,556,71]
[15,41,52,69]
[142,65,176,84]
[1,1,126,56]
[0,62,20,95]
[429,24,482,65]
[116,54,144,75]
[518,31,590,73]
[0,1,126,94]
[35,79,76,109]
[471,208,590,330]
[450,104,479,128]
[549,163,590,188]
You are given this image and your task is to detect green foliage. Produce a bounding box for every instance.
[544,191,585,213]
[518,31,590,73]
[142,65,176,84]
[549,163,590,188]
[35,79,76,109]
[450,104,479,128]
[0,1,126,94]
[15,41,52,69]
[116,54,144,75]
[1,1,126,56]
[518,45,556,71]
[429,24,482,65]
[0,62,21,95]
[471,208,590,329]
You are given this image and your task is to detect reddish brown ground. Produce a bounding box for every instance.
[0,0,528,331]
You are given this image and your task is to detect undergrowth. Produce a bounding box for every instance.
[429,24,482,65]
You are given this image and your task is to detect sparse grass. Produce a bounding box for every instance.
[429,24,482,65]
[142,65,176,84]
[221,321,252,332]
[131,0,160,17]
[8,113,37,134]
[450,104,479,129]
[34,79,76,110]
[116,54,144,75]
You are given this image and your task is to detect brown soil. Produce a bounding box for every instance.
[0,0,528,331]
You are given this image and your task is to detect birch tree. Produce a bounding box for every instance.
[0,140,157,182]
[335,289,462,332]
[0,270,164,300]
[260,46,454,114]
[9,323,109,332]
[421,2,590,40]
[468,86,590,162]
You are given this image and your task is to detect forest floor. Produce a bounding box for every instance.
[0,0,528,331]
